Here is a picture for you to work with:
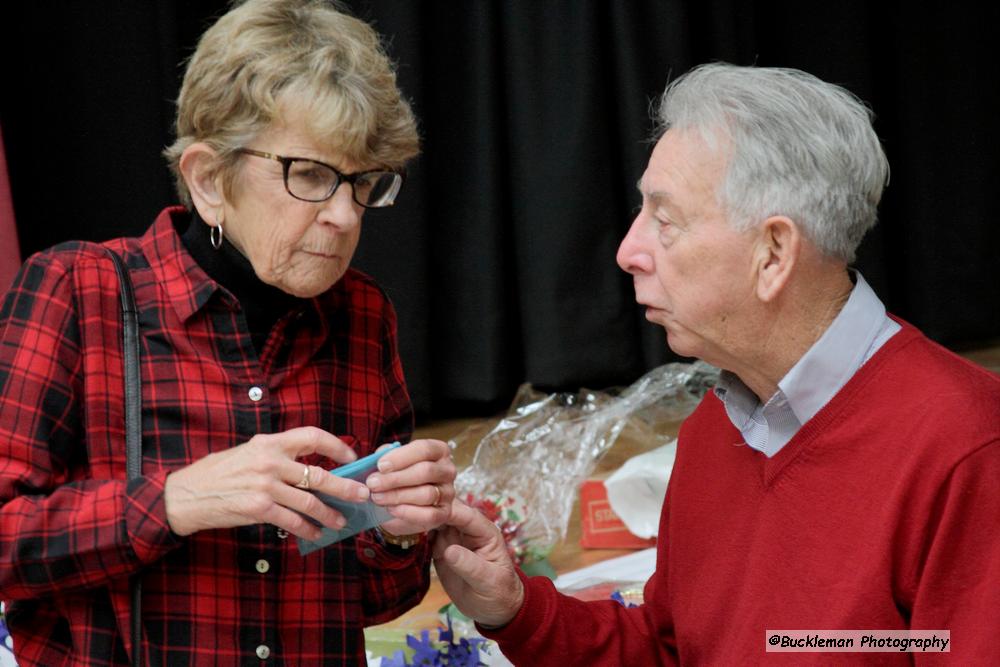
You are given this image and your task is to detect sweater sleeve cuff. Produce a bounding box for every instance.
[125,469,183,564]
[477,568,552,645]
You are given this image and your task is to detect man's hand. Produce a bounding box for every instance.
[433,500,525,628]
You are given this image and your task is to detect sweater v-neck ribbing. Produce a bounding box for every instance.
[756,323,922,487]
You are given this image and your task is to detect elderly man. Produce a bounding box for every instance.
[433,63,1000,664]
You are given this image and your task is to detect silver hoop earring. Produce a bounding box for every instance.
[209,223,223,250]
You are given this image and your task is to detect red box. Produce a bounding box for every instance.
[579,479,657,549]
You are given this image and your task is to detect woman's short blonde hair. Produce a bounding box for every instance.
[163,0,419,207]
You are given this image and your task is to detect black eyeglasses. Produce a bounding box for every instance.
[236,148,404,208]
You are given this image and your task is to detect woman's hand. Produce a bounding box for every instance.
[365,438,455,536]
[163,426,367,540]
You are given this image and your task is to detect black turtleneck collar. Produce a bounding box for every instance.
[180,210,306,356]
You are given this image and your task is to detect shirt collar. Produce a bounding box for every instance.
[714,271,890,430]
[778,271,889,424]
[140,206,221,323]
[714,370,760,430]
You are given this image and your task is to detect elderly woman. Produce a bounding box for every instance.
[0,1,453,664]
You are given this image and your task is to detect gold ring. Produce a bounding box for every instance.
[431,484,442,507]
[295,464,311,490]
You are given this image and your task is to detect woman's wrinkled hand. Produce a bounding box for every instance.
[365,438,455,536]
[163,426,367,540]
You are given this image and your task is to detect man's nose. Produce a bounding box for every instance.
[616,216,654,275]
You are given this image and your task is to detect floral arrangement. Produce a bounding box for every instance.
[462,491,547,566]
[379,616,486,667]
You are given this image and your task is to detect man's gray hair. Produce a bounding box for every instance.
[657,63,889,262]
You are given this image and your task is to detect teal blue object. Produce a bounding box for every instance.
[297,443,401,555]
[328,442,400,479]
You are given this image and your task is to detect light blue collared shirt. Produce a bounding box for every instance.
[714,273,900,458]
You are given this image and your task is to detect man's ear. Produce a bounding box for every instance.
[754,215,801,302]
[178,143,226,224]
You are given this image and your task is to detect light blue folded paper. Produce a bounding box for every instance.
[297,442,401,556]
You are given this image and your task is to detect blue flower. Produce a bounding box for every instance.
[380,649,411,667]
[407,630,443,666]
[384,615,487,666]
[447,637,487,667]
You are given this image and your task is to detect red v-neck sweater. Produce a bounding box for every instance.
[486,323,1000,665]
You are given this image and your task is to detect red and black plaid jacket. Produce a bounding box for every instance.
[0,207,429,665]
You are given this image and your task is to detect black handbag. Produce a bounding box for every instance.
[105,249,143,667]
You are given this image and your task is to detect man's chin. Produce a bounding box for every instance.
[664,329,698,360]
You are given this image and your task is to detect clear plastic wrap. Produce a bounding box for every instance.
[452,361,718,564]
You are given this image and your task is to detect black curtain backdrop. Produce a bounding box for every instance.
[1,2,998,419]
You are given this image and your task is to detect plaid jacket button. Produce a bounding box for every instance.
[248,386,264,401]
[255,645,270,660]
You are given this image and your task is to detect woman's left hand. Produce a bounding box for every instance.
[366,438,455,536]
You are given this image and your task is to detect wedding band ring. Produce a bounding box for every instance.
[431,484,442,507]
[295,464,311,490]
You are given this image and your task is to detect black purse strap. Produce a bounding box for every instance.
[105,249,143,667]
